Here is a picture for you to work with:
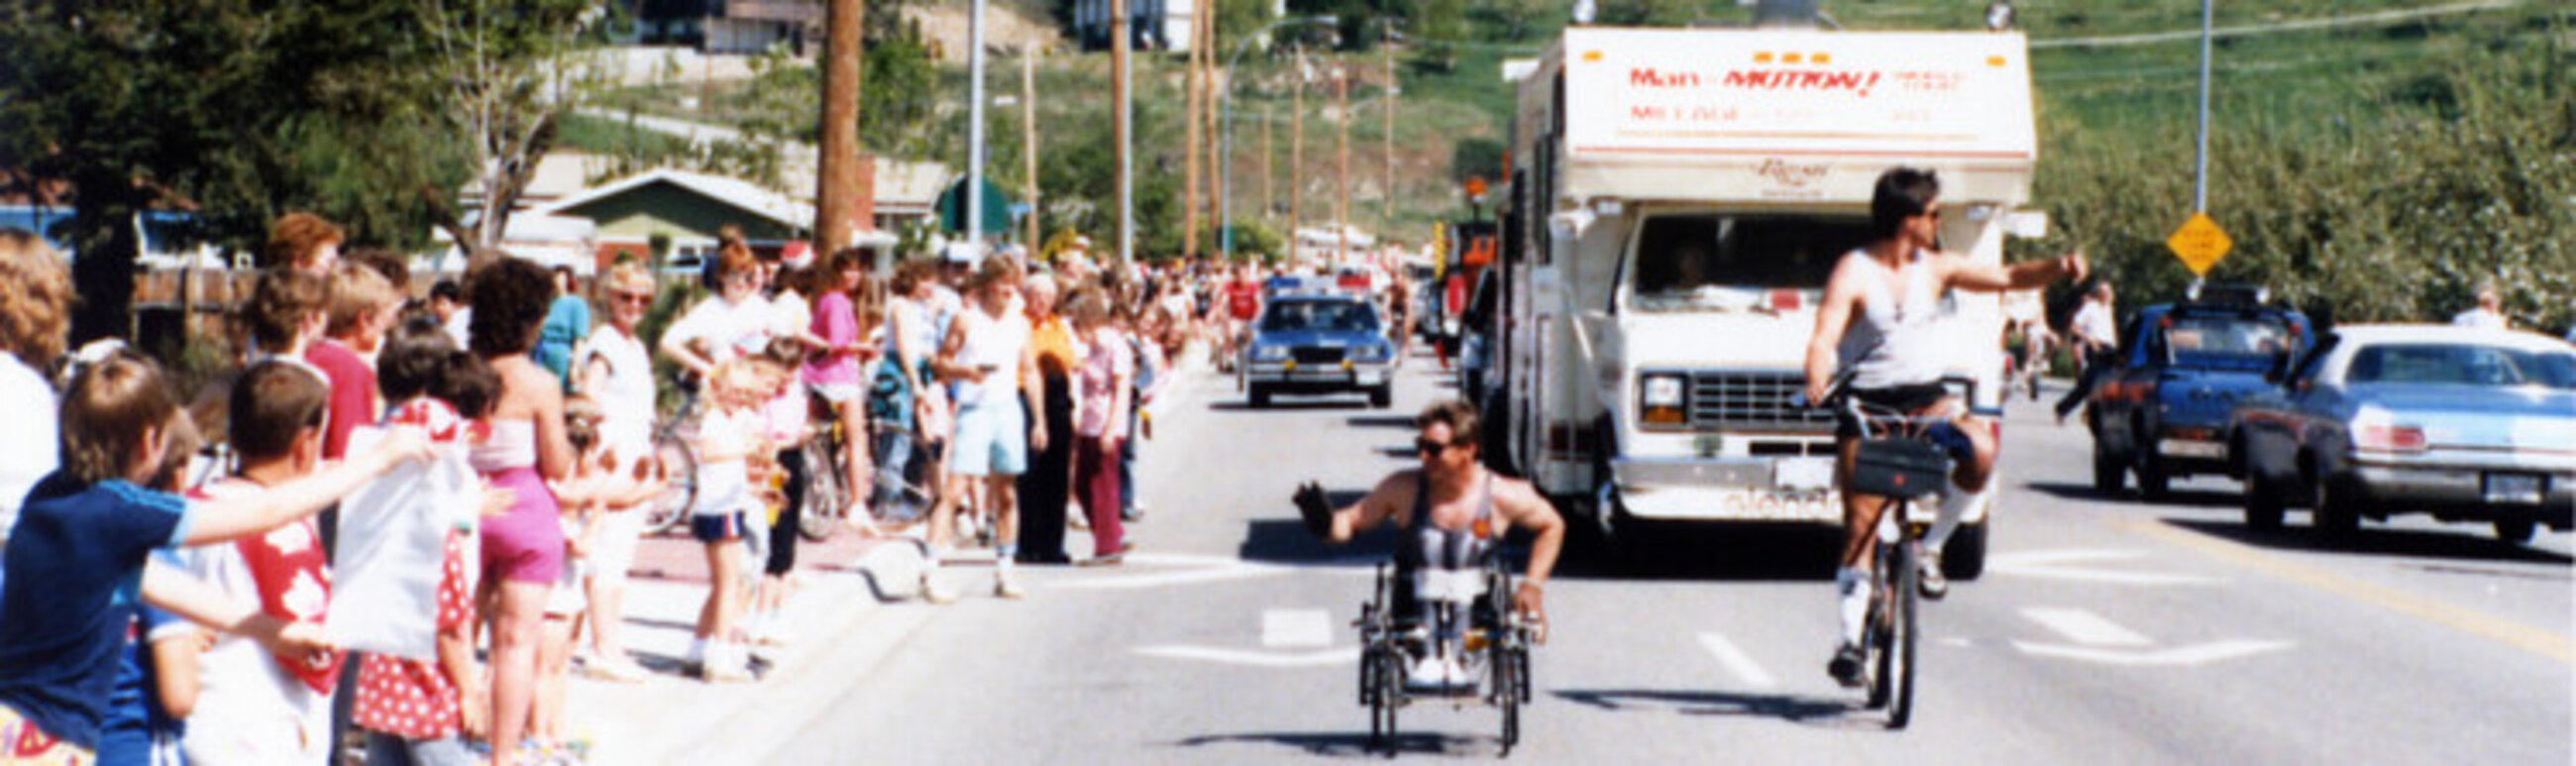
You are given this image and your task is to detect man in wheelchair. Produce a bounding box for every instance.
[1295,399,1564,691]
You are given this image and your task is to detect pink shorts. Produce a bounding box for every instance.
[480,467,566,585]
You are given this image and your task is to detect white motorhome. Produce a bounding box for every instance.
[1488,27,2048,575]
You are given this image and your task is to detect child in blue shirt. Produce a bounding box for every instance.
[0,350,429,762]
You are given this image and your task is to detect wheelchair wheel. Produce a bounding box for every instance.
[1371,651,1401,753]
[1493,638,1521,755]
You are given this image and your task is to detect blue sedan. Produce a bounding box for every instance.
[1240,293,1398,409]
[2231,325,2576,544]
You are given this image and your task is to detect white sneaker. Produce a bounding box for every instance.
[920,574,956,604]
[994,576,1025,600]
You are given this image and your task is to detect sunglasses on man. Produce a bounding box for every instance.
[1414,437,1466,456]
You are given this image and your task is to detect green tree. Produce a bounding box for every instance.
[415,0,608,261]
[0,0,443,342]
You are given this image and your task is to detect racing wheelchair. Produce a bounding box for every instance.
[1352,555,1538,756]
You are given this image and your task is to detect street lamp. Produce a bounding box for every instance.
[1221,14,1339,261]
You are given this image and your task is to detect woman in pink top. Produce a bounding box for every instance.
[803,249,876,533]
[464,257,577,766]
[1066,287,1133,564]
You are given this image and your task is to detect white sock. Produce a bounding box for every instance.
[1837,567,1872,647]
[688,636,708,663]
[996,545,1018,581]
[1926,481,1988,555]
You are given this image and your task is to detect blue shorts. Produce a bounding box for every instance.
[950,400,1027,477]
[691,511,748,543]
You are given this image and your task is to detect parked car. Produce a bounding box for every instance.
[1240,292,1398,408]
[2085,289,2312,499]
[2230,325,2576,544]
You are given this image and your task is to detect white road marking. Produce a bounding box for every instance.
[2021,607,2153,647]
[1132,645,1360,667]
[1051,562,1291,591]
[1263,609,1335,649]
[1694,632,1777,689]
[1988,549,2224,587]
[2009,639,2296,666]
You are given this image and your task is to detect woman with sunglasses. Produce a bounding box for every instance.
[574,261,661,683]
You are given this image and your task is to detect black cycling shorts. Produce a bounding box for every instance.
[1834,383,1952,441]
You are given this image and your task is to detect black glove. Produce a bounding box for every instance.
[1293,481,1334,538]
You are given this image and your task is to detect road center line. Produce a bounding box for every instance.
[2020,607,2153,647]
[1695,632,1777,689]
[2116,518,2574,663]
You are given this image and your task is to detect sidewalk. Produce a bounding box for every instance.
[563,525,922,765]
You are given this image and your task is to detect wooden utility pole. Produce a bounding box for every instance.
[1260,99,1274,222]
[1383,41,1395,228]
[1113,0,1131,263]
[816,0,865,256]
[1199,9,1221,253]
[1289,53,1304,262]
[1182,5,1205,257]
[1336,61,1349,265]
[1022,47,1041,249]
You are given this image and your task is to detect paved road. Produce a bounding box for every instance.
[765,350,2571,764]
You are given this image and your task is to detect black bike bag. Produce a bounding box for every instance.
[1849,438,1953,499]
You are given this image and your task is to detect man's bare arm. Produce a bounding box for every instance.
[1943,249,2088,293]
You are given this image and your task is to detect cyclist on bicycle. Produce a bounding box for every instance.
[1215,264,1263,372]
[1294,399,1563,681]
[1804,166,2086,687]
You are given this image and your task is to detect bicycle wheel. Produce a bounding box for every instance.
[1865,539,1894,710]
[647,436,698,535]
[798,436,845,542]
[1887,541,1919,729]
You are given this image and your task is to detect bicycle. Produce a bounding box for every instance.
[797,404,853,542]
[1803,374,1965,730]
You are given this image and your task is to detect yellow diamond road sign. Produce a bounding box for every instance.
[2167,213,2232,276]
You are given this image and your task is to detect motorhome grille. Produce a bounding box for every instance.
[1689,371,1835,432]
[1291,347,1346,364]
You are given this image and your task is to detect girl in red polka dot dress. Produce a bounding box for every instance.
[353,327,501,765]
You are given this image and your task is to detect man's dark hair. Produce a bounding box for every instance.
[229,360,329,461]
[429,279,465,305]
[466,257,556,356]
[1415,398,1481,449]
[1869,166,1942,241]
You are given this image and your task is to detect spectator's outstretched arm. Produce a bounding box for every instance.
[177,427,430,546]
[142,558,330,668]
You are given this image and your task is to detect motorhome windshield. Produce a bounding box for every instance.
[1629,213,1875,312]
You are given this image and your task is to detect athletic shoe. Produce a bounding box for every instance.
[920,575,957,604]
[583,658,651,684]
[1828,643,1868,688]
[1919,551,1950,602]
[994,576,1025,600]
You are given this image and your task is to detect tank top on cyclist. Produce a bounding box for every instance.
[1399,472,1498,573]
[1836,249,1947,391]
[469,419,538,474]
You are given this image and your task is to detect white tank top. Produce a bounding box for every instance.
[470,419,539,473]
[1837,249,1947,390]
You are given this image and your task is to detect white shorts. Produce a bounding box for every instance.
[810,382,861,404]
[587,507,645,592]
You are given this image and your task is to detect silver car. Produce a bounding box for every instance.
[2232,325,2576,544]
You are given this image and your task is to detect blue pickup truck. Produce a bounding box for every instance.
[2085,290,2312,499]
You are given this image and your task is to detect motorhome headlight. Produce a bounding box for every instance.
[1251,344,1290,362]
[1640,374,1688,427]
